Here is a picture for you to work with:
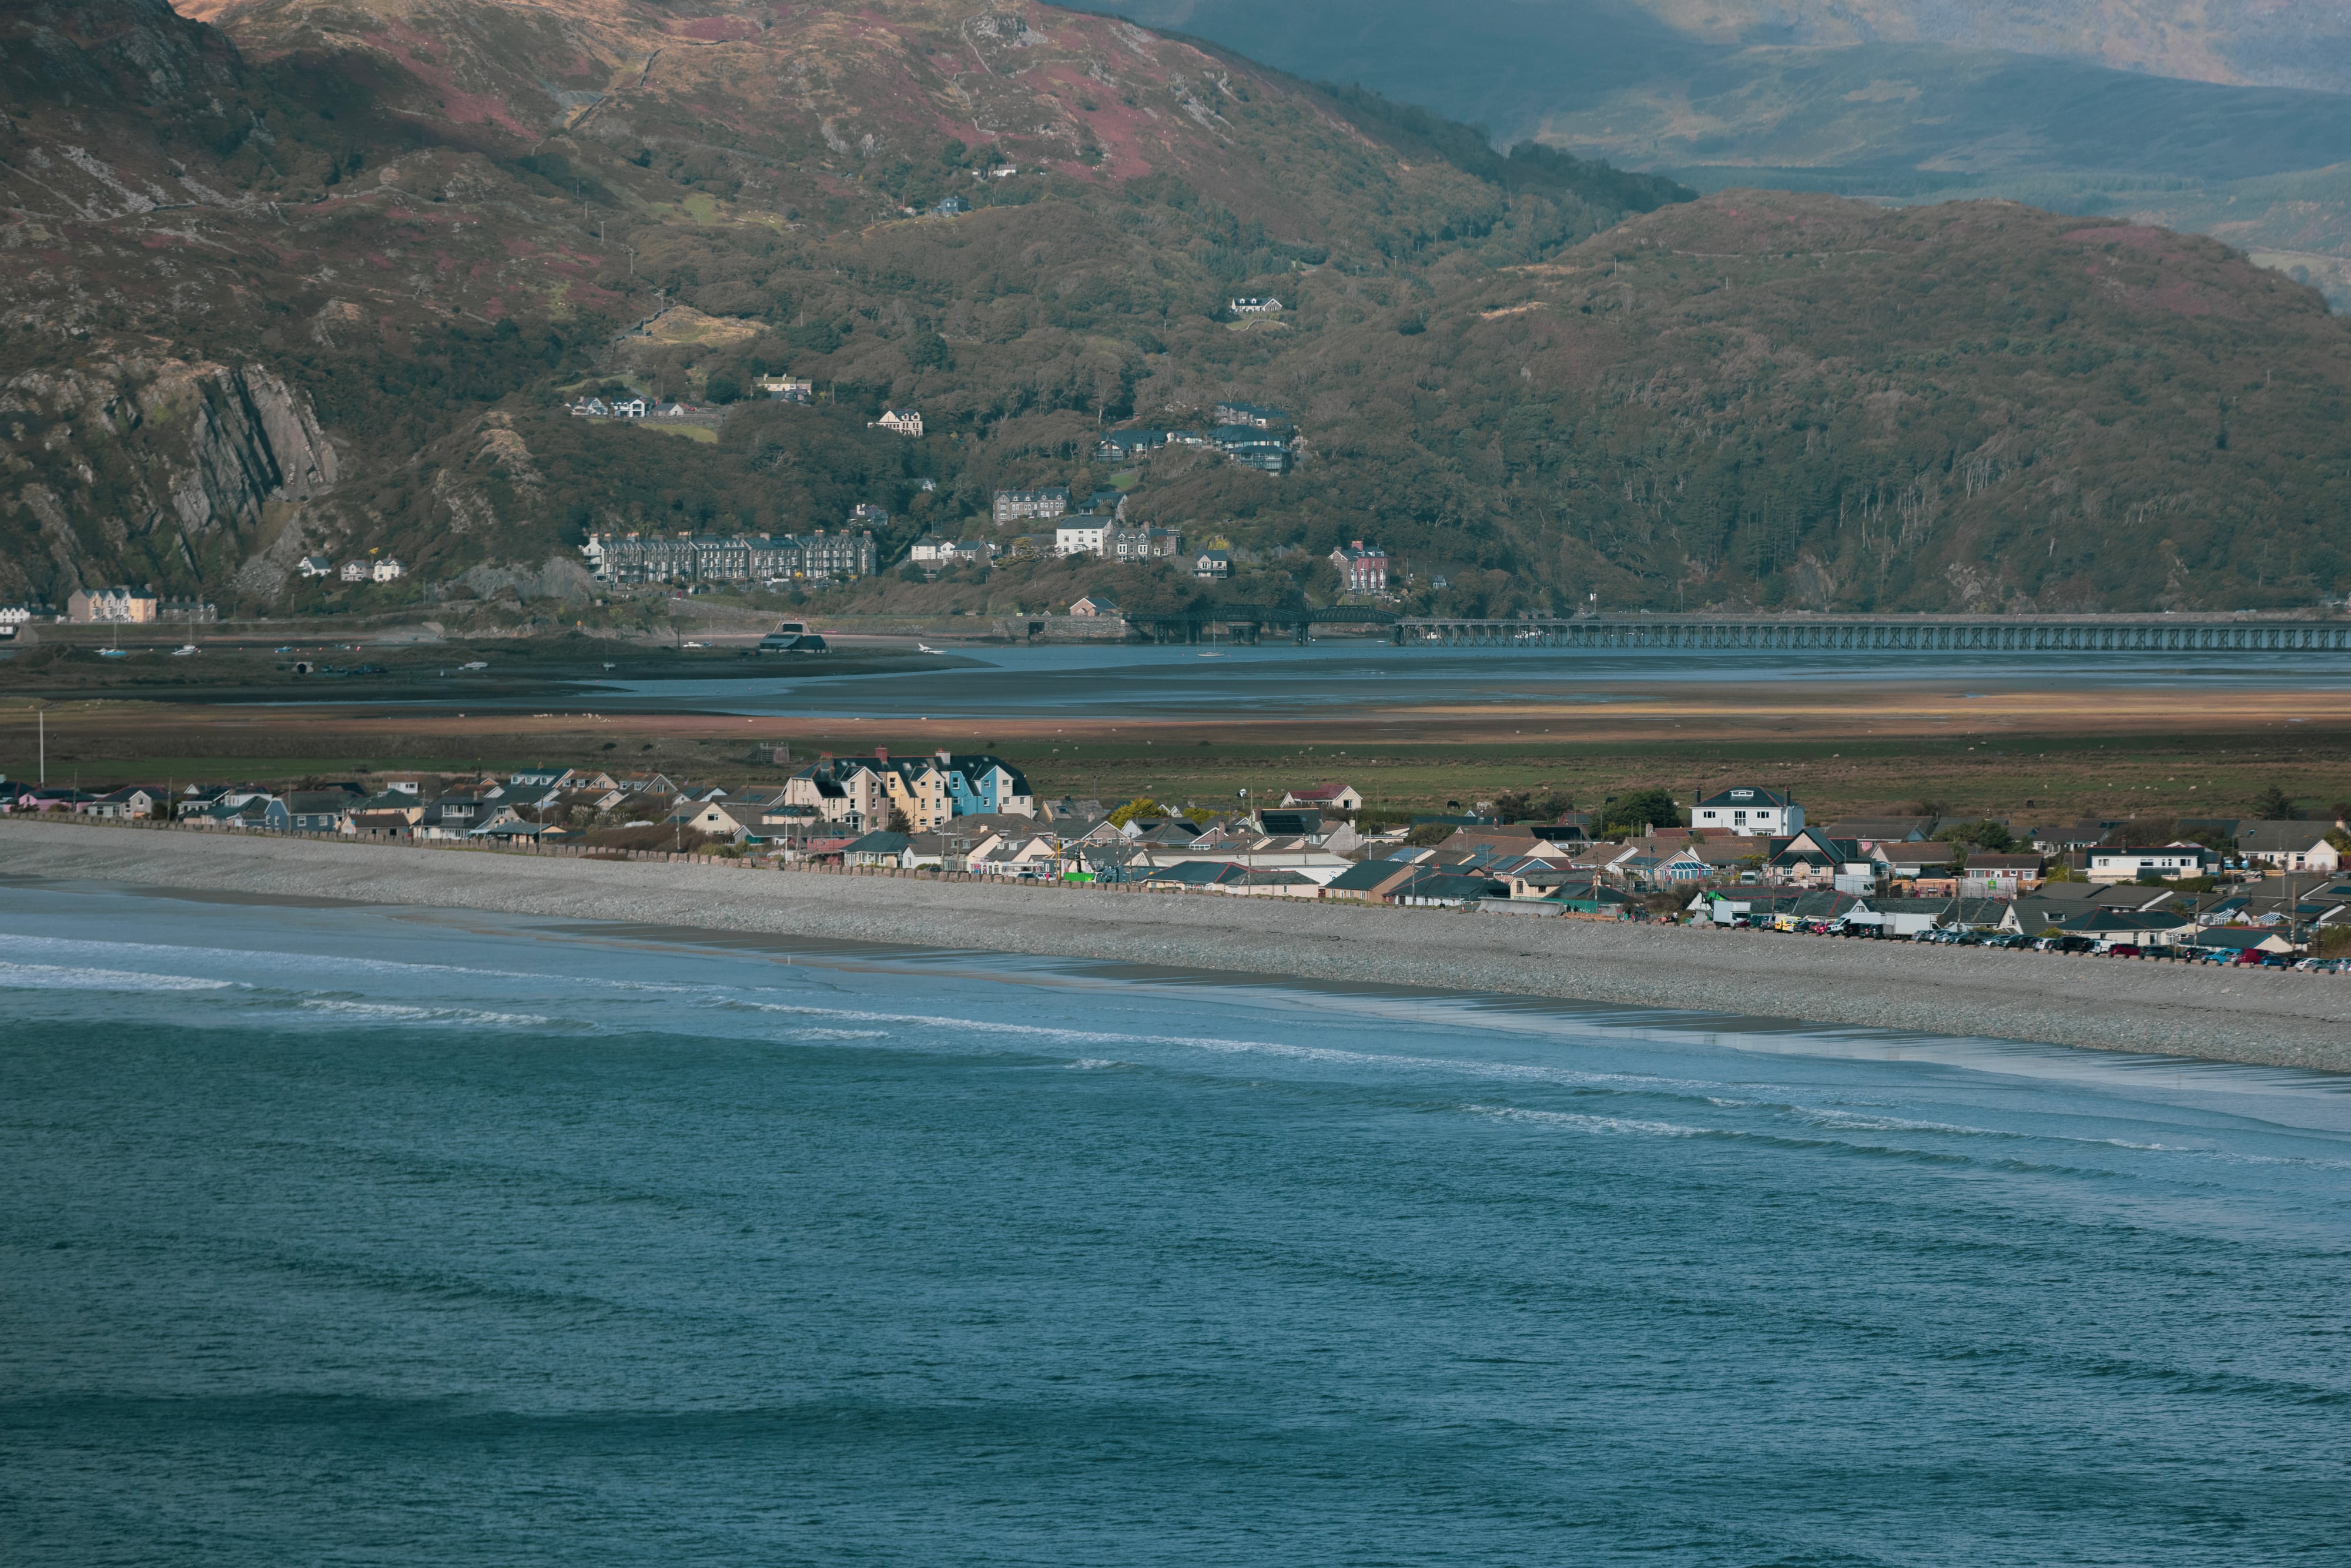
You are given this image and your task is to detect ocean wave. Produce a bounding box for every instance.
[297,999,556,1028]
[715,997,1746,1093]
[0,961,237,993]
[1468,1104,1707,1138]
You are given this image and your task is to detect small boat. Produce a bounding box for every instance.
[917,642,942,654]
[1198,651,1224,658]
[171,644,199,657]
[98,647,129,658]
[682,640,708,648]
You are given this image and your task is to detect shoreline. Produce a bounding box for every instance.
[5,819,2347,1071]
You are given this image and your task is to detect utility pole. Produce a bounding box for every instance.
[38,707,44,785]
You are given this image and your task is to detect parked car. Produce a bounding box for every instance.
[2104,944,2144,958]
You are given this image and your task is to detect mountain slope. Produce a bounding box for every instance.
[1150,192,2351,615]
[2,0,2347,618]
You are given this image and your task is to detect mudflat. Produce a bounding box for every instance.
[6,819,2344,1069]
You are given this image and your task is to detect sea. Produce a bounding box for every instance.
[5,875,2350,1566]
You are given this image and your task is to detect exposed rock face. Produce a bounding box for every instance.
[0,356,337,602]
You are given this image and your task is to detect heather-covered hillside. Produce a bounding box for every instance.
[2,0,2346,615]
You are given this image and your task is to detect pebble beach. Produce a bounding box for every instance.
[6,818,2346,1069]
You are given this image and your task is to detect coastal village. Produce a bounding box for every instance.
[11,767,2348,967]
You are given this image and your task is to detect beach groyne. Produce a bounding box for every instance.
[5,818,2346,1070]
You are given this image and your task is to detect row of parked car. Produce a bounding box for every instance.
[1736,919,2339,967]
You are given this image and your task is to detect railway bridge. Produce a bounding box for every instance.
[1391,616,2351,653]
[1125,605,1400,644]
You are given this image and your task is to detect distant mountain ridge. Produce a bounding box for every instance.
[1066,0,2351,303]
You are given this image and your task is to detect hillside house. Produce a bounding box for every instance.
[1108,524,1180,560]
[1214,401,1288,429]
[1228,297,1284,314]
[870,409,924,437]
[1194,550,1231,579]
[340,560,370,583]
[996,488,1070,525]
[1329,541,1388,595]
[1069,593,1121,618]
[297,556,334,579]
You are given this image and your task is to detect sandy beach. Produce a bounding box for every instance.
[5,817,2346,1069]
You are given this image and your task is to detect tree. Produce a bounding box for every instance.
[1602,787,1683,836]
[1934,819,2015,852]
[2253,783,2299,820]
[1108,796,1169,827]
[705,371,743,404]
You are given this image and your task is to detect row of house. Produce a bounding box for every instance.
[582,527,879,585]
[1091,403,1298,473]
[48,588,217,624]
[297,557,404,584]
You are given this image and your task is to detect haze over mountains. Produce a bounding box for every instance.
[1083,0,2351,303]
[2,0,2347,619]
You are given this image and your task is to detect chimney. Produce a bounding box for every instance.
[937,749,951,764]
[875,746,888,763]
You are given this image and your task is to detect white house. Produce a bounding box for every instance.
[297,555,334,579]
[1055,521,1110,558]
[2238,822,2343,874]
[1230,297,1284,314]
[371,558,404,584]
[340,560,370,583]
[1280,783,1363,812]
[1693,786,1803,836]
[2087,843,2223,883]
[908,535,955,565]
[871,408,924,437]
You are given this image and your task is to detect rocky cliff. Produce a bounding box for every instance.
[0,357,338,602]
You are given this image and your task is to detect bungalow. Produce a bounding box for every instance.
[1279,783,1362,813]
[2086,843,2223,883]
[190,795,289,831]
[1393,870,1511,907]
[2238,822,2343,874]
[1878,842,1963,881]
[669,799,751,841]
[1069,593,1121,619]
[1694,785,1803,836]
[1820,817,1935,843]
[297,555,335,579]
[845,830,913,867]
[1320,859,1424,903]
[1193,550,1232,580]
[88,786,163,820]
[285,790,363,833]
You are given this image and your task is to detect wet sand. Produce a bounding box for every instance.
[6,819,2345,1071]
